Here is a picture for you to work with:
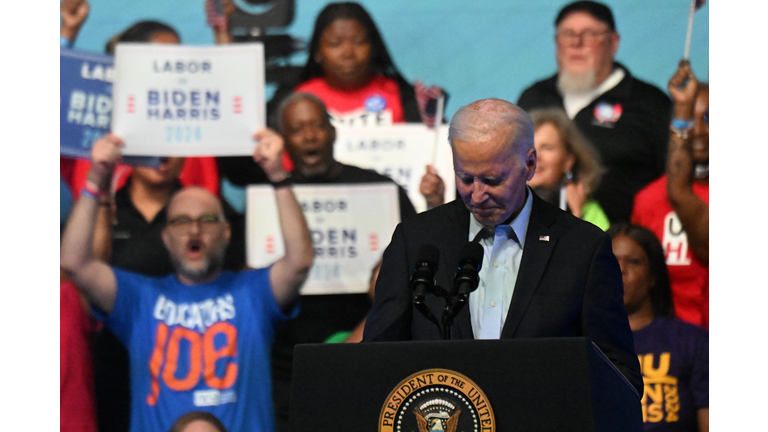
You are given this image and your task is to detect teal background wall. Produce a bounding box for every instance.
[71,0,709,119]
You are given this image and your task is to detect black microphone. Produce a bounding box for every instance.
[454,242,484,304]
[411,245,440,305]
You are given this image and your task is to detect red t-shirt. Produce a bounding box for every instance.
[632,176,709,328]
[61,156,220,200]
[60,281,98,432]
[294,75,405,126]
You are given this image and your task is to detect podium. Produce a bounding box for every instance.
[290,337,642,431]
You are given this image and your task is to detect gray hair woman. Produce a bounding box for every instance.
[527,108,609,230]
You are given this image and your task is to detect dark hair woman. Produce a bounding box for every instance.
[608,223,708,431]
[105,20,180,54]
[267,2,431,128]
[223,2,445,188]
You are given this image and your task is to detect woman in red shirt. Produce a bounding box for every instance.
[281,2,422,127]
[223,2,443,187]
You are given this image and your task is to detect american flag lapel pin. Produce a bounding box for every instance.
[539,235,550,242]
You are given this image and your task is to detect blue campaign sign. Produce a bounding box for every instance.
[60,48,158,166]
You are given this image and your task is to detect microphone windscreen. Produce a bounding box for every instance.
[459,242,484,268]
[416,244,440,268]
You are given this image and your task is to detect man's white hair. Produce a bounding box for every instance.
[448,98,534,158]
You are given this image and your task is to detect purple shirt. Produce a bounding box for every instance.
[633,317,708,432]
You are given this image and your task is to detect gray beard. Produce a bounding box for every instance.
[557,69,597,94]
[170,249,226,284]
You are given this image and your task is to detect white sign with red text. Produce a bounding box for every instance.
[333,124,455,213]
[246,184,399,295]
[112,43,264,156]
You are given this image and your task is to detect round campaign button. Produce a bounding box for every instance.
[365,94,387,113]
[593,101,623,124]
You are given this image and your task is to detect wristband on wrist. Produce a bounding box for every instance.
[670,118,695,139]
[671,118,695,130]
[81,181,103,201]
[86,171,110,191]
[270,173,293,189]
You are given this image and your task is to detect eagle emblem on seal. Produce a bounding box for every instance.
[413,399,461,432]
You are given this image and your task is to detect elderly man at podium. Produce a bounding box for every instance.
[363,98,642,395]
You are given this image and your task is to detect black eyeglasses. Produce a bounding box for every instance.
[167,214,224,231]
[703,110,708,126]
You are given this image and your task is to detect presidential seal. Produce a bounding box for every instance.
[379,369,495,432]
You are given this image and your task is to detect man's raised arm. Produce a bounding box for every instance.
[60,134,122,313]
[667,61,709,265]
[252,128,314,311]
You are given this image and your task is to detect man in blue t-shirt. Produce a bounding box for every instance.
[61,130,314,432]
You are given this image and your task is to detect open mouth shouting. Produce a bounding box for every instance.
[301,149,324,166]
[186,238,204,260]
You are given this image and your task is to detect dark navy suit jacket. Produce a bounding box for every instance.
[363,193,643,395]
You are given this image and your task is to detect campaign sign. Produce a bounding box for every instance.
[333,125,455,213]
[60,48,159,166]
[246,184,399,295]
[60,48,113,159]
[112,43,265,156]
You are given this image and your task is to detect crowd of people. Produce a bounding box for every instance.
[60,1,709,431]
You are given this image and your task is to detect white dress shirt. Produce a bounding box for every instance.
[468,189,533,339]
